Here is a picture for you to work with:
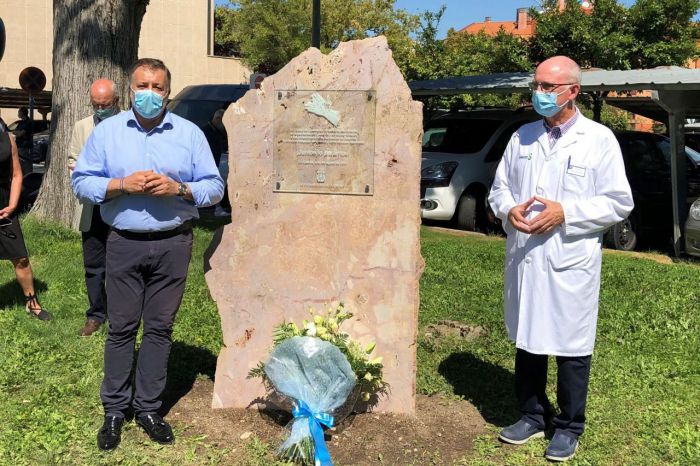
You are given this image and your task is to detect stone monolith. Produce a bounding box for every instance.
[205,36,423,414]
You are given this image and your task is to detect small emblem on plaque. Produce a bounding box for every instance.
[304,93,341,127]
[316,169,326,183]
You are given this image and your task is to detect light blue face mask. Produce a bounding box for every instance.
[131,88,165,119]
[531,88,570,118]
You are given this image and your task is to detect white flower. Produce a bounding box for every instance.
[304,321,317,337]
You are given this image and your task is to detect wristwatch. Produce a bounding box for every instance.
[177,183,187,197]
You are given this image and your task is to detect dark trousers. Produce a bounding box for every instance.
[515,348,592,437]
[101,229,193,417]
[81,207,109,323]
[220,185,231,210]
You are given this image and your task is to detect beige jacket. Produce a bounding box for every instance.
[69,115,97,231]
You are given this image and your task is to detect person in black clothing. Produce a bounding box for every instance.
[13,107,31,149]
[203,109,227,167]
[202,109,230,213]
[0,125,51,320]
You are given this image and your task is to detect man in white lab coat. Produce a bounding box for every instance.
[488,56,633,462]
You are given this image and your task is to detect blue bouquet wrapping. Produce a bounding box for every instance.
[264,336,357,466]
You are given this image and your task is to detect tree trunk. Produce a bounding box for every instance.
[31,0,149,228]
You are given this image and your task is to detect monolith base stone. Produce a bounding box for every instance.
[205,36,423,414]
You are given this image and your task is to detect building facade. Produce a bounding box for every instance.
[0,0,251,121]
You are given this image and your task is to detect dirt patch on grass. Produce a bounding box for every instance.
[602,247,674,265]
[425,225,685,266]
[424,320,487,341]
[170,378,488,465]
[424,226,502,241]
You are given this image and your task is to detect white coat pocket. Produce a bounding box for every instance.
[547,233,598,270]
[561,166,590,197]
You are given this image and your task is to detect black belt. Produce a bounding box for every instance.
[112,221,192,241]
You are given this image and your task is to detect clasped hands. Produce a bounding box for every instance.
[120,170,179,197]
[508,196,564,234]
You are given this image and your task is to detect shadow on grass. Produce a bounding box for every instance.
[438,352,518,428]
[160,341,218,416]
[0,278,48,309]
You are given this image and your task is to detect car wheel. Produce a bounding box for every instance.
[485,203,503,234]
[605,218,638,251]
[455,194,477,231]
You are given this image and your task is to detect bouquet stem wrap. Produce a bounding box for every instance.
[264,336,357,466]
[292,400,334,466]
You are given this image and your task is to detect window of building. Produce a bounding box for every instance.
[209,0,240,57]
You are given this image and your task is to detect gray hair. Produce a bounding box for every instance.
[569,63,582,85]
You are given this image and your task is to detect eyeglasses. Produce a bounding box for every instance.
[0,218,12,227]
[529,81,576,92]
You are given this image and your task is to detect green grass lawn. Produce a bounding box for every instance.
[0,219,698,465]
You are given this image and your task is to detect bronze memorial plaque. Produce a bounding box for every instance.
[273,89,376,195]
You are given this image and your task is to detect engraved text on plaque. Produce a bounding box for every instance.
[273,90,376,195]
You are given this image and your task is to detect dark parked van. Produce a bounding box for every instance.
[167,84,249,132]
[605,131,700,250]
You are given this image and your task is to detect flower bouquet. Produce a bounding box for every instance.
[248,304,387,465]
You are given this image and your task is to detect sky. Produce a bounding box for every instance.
[394,0,696,38]
[215,1,700,39]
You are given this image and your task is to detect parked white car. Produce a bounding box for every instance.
[420,108,538,230]
[685,198,700,257]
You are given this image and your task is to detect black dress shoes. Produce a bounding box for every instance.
[97,415,124,451]
[136,413,175,444]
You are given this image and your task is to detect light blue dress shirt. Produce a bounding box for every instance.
[72,109,224,232]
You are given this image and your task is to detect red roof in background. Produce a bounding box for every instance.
[459,21,534,38]
[460,2,594,38]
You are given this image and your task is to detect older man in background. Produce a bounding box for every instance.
[69,78,120,337]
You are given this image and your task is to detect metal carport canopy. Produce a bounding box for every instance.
[409,67,700,256]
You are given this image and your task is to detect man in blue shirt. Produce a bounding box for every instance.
[72,58,223,451]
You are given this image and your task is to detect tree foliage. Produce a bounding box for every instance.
[530,0,634,69]
[530,0,699,69]
[627,0,700,67]
[217,0,419,75]
[380,7,532,112]
[214,0,699,122]
[214,5,239,57]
